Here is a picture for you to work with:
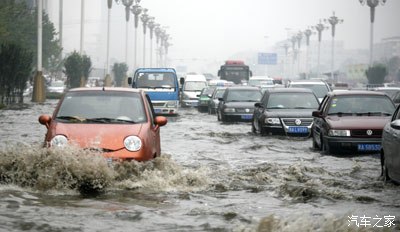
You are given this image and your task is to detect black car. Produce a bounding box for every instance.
[252,88,320,137]
[217,86,262,122]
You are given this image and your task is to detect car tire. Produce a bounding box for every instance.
[381,153,390,182]
[251,120,257,133]
[259,122,266,135]
[217,111,221,121]
[312,135,320,150]
[321,136,330,154]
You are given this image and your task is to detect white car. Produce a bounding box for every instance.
[47,80,66,93]
[287,80,332,102]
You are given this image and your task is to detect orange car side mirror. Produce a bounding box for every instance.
[38,115,52,129]
[154,116,168,127]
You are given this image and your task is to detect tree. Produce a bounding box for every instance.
[64,51,92,89]
[112,63,128,87]
[0,43,32,104]
[0,1,61,72]
[365,64,387,84]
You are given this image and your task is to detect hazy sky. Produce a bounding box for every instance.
[53,0,400,71]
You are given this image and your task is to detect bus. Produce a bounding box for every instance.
[217,60,252,84]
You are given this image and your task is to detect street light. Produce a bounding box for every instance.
[324,11,343,83]
[359,0,387,66]
[154,25,161,67]
[281,43,290,78]
[312,20,329,79]
[32,0,45,102]
[104,0,113,87]
[303,28,314,78]
[148,20,157,67]
[131,2,142,70]
[140,9,150,67]
[80,0,85,55]
[296,31,303,76]
[290,35,297,78]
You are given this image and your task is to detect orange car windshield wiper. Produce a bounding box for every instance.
[56,116,86,122]
[86,117,136,124]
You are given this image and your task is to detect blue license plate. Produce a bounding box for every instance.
[357,144,381,151]
[241,115,252,120]
[154,108,161,113]
[288,127,308,133]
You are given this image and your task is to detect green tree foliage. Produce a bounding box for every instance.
[64,51,92,88]
[0,1,61,71]
[112,63,128,87]
[0,43,32,104]
[365,64,387,84]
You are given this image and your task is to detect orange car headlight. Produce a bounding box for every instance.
[124,136,142,151]
[50,135,68,147]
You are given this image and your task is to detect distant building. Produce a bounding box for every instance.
[375,36,400,61]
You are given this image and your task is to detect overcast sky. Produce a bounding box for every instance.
[54,0,400,71]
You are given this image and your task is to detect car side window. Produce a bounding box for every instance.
[145,94,155,126]
[393,105,400,121]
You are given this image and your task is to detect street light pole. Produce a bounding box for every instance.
[131,2,142,70]
[281,43,289,78]
[121,0,133,65]
[312,20,328,79]
[104,0,113,87]
[140,9,149,67]
[324,11,343,83]
[154,26,161,67]
[32,0,45,102]
[290,35,297,78]
[359,0,387,67]
[296,31,303,77]
[148,20,157,67]
[80,0,85,55]
[303,28,313,79]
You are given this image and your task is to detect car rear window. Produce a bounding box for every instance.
[226,89,262,102]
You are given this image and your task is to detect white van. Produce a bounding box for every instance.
[180,74,208,107]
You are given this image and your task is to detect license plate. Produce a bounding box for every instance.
[357,144,381,151]
[241,115,252,120]
[155,108,161,113]
[288,127,308,133]
[192,102,198,106]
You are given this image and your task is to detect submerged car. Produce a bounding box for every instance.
[312,90,395,155]
[208,87,226,114]
[217,86,262,122]
[381,104,400,183]
[252,88,320,137]
[38,87,168,161]
[197,86,216,113]
[287,80,332,102]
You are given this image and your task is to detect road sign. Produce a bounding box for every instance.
[258,53,277,65]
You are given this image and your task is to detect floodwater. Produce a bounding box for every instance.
[0,100,399,232]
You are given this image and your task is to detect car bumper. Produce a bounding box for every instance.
[223,113,253,122]
[181,100,199,107]
[325,136,382,153]
[154,107,178,115]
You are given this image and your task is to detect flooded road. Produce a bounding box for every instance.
[0,100,399,231]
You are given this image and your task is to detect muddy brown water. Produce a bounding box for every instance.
[0,100,399,231]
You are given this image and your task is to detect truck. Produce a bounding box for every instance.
[217,60,252,85]
[129,68,179,115]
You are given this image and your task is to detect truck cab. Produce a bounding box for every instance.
[130,68,179,115]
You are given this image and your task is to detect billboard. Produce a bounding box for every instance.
[258,53,277,65]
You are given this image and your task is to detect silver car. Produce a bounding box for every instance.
[381,104,400,183]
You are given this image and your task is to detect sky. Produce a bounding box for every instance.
[47,0,400,73]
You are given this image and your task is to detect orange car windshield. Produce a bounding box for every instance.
[55,91,147,124]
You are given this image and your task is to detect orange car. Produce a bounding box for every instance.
[38,87,167,161]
